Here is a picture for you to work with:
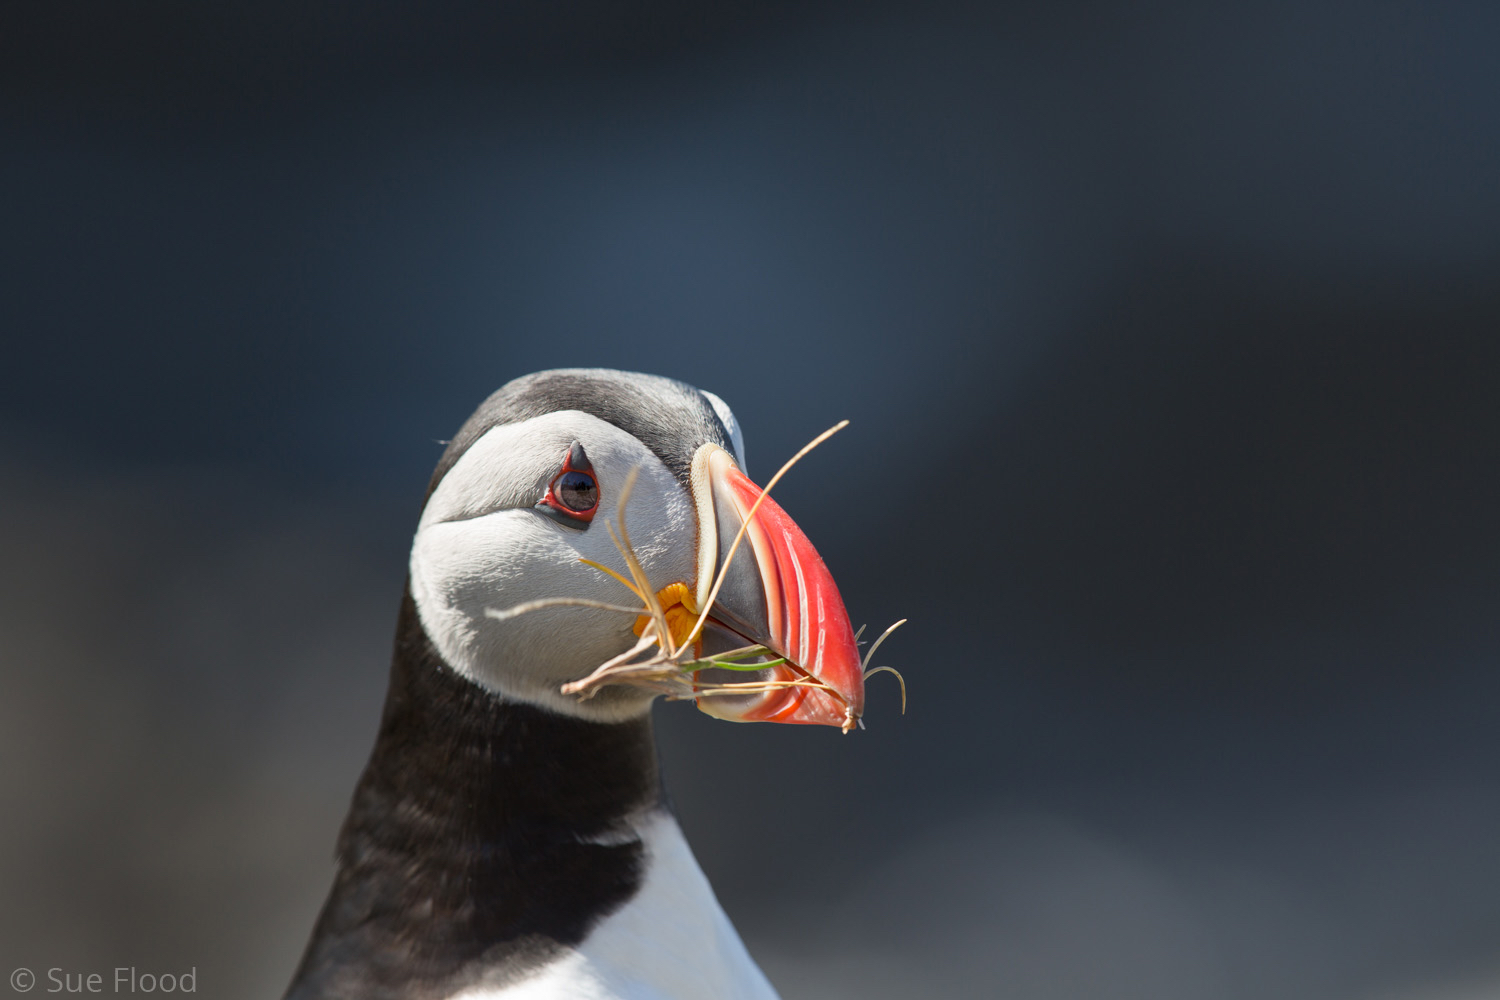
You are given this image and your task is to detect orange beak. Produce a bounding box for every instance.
[687,444,865,731]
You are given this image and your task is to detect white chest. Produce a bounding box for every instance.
[450,814,780,1000]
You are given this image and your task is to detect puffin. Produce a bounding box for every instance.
[284,368,867,1000]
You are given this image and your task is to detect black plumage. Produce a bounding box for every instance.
[285,594,662,1000]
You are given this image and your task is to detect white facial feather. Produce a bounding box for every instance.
[410,411,698,721]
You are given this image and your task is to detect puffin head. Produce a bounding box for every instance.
[408,368,865,729]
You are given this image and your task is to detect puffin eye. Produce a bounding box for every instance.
[553,470,598,512]
[535,440,599,527]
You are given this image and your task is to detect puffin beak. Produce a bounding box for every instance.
[687,444,865,731]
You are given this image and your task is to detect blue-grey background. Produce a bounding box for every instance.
[3,2,1499,997]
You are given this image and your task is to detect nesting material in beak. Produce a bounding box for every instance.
[498,420,900,735]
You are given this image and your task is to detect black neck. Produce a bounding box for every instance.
[285,590,663,1000]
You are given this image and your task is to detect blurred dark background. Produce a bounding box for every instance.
[3,2,1498,997]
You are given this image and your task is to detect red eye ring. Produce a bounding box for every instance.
[536,441,599,525]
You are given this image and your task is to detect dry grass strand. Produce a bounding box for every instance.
[862,665,907,714]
